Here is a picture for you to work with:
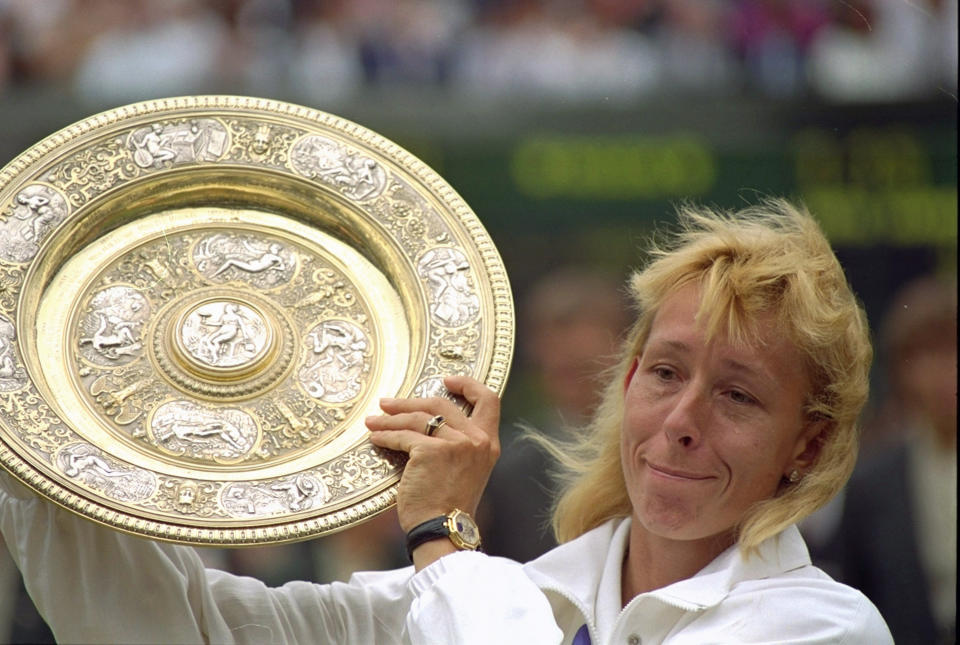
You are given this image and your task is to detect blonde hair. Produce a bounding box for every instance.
[547,199,872,552]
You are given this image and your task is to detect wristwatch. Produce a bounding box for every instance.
[405,509,482,561]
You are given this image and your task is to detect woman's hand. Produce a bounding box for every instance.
[365,375,501,567]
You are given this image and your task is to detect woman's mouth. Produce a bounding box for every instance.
[647,462,714,481]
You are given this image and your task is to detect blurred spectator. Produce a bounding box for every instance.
[0,2,11,90]
[0,0,955,102]
[451,0,661,102]
[812,276,956,644]
[1,0,91,85]
[728,0,832,97]
[657,0,740,94]
[288,0,364,105]
[219,0,296,96]
[71,0,229,106]
[806,0,957,102]
[353,0,469,86]
[482,267,628,561]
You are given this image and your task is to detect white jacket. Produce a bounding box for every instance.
[0,473,890,644]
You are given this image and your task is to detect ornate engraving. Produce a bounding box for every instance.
[0,389,70,457]
[48,137,140,208]
[417,248,481,327]
[0,314,26,392]
[193,233,296,288]
[0,185,69,263]
[254,395,355,459]
[88,372,156,427]
[290,135,387,200]
[77,286,151,365]
[224,120,300,167]
[138,478,224,519]
[120,245,194,297]
[127,119,228,169]
[57,443,156,502]
[179,301,269,368]
[299,319,370,403]
[0,264,24,312]
[290,267,358,313]
[148,400,259,463]
[321,445,403,501]
[363,181,450,258]
[222,473,328,517]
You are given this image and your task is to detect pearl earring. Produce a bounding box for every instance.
[788,470,801,483]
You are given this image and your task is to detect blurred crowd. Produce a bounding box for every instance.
[0,0,956,106]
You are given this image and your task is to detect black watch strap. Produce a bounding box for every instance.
[405,516,449,561]
[405,509,482,562]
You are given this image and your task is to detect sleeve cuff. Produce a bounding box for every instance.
[408,549,489,597]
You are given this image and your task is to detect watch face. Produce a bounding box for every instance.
[455,515,480,544]
[449,510,481,549]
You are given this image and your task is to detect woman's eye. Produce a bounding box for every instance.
[728,389,756,405]
[653,367,675,381]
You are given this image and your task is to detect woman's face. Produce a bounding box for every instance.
[621,284,819,543]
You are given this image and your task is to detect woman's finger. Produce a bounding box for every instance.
[363,376,504,536]
[365,410,438,434]
[367,427,426,454]
[441,375,501,439]
[376,395,464,421]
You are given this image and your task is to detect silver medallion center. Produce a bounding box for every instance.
[178,301,270,369]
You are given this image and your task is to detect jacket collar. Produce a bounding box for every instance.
[524,517,813,617]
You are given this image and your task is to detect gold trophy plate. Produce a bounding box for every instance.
[0,96,513,545]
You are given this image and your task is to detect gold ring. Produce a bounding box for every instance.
[425,415,446,436]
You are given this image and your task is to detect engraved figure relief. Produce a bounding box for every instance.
[417,248,481,327]
[157,478,221,517]
[436,326,480,363]
[251,124,273,156]
[56,443,156,502]
[290,135,387,200]
[175,480,200,512]
[149,400,259,463]
[223,119,300,168]
[127,119,228,169]
[299,320,370,403]
[77,286,150,365]
[222,473,328,517]
[179,301,268,368]
[0,314,26,391]
[194,234,296,288]
[0,185,68,263]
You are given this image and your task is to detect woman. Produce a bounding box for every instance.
[0,200,891,643]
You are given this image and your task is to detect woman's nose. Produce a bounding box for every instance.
[662,385,706,448]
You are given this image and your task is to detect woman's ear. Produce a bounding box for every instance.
[790,418,830,473]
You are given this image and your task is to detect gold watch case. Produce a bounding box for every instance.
[0,96,514,546]
[444,508,481,551]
